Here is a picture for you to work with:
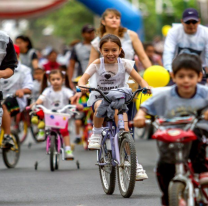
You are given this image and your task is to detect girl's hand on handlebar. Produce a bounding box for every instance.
[30,102,36,109]
[204,110,208,120]
[79,85,90,94]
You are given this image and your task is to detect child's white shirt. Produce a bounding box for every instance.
[0,62,33,112]
[38,86,73,110]
[85,57,134,106]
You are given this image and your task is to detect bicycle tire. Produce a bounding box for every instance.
[169,182,188,206]
[117,132,136,198]
[50,135,57,172]
[2,131,20,168]
[18,121,28,144]
[30,125,39,143]
[99,144,116,195]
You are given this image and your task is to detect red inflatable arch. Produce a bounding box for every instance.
[0,0,67,19]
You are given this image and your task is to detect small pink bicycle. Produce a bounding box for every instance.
[28,104,80,171]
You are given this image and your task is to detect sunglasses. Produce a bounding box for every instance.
[185,20,198,25]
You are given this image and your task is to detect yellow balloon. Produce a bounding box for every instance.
[143,66,170,87]
[136,93,152,110]
[162,25,172,37]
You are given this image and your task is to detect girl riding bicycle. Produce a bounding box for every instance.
[32,70,75,159]
[77,34,150,180]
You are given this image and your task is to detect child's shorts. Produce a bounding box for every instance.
[60,122,69,137]
[4,97,20,117]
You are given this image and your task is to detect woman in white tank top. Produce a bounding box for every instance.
[89,9,151,68]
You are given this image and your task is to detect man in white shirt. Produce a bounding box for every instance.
[163,8,208,84]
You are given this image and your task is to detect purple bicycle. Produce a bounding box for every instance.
[29,104,79,171]
[77,86,148,198]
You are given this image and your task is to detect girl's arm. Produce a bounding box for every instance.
[129,31,152,69]
[78,73,91,93]
[130,69,149,88]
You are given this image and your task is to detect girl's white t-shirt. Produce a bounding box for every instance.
[85,58,134,77]
[85,58,134,106]
[38,86,73,110]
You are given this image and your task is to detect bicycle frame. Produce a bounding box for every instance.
[46,128,65,160]
[97,113,125,167]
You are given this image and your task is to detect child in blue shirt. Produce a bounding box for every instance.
[134,53,208,205]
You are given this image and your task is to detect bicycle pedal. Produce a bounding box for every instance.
[65,157,74,161]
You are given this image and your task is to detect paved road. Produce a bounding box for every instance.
[0,132,161,206]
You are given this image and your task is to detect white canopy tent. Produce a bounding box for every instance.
[0,0,67,19]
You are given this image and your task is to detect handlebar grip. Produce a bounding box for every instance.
[76,86,92,93]
[76,86,81,92]
[26,106,31,111]
[142,88,148,94]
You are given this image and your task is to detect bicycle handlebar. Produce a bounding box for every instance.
[76,86,150,105]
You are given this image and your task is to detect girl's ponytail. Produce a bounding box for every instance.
[119,48,125,58]
[40,72,48,93]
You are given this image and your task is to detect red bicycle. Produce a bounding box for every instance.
[150,115,208,206]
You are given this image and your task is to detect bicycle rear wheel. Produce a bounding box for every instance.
[99,143,116,195]
[50,135,58,172]
[117,132,136,198]
[2,131,20,168]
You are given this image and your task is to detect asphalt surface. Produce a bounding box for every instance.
[0,129,161,206]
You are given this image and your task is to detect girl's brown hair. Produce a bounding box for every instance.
[97,9,127,38]
[99,34,125,58]
[40,69,70,93]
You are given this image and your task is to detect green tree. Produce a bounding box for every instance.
[137,0,197,41]
[34,0,94,43]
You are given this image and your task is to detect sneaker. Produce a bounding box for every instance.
[65,150,74,160]
[136,163,148,181]
[2,134,15,148]
[36,129,45,141]
[88,133,102,150]
[38,121,45,129]
[199,172,208,187]
[74,137,81,144]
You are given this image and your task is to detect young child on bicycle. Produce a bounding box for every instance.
[134,53,208,205]
[77,34,150,180]
[1,44,33,147]
[32,70,75,159]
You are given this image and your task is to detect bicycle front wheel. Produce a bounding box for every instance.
[99,144,116,195]
[117,132,136,198]
[50,135,57,172]
[2,132,20,168]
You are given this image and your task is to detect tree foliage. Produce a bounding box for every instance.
[138,0,198,41]
[29,0,199,45]
[34,0,94,43]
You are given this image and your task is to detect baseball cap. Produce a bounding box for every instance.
[82,24,95,33]
[14,44,20,55]
[182,8,199,22]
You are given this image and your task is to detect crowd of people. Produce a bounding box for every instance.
[0,6,208,206]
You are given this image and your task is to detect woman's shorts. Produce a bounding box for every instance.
[4,97,20,117]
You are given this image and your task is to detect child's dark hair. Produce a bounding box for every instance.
[16,35,33,50]
[99,34,125,58]
[172,53,202,75]
[41,70,70,93]
[143,43,154,51]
